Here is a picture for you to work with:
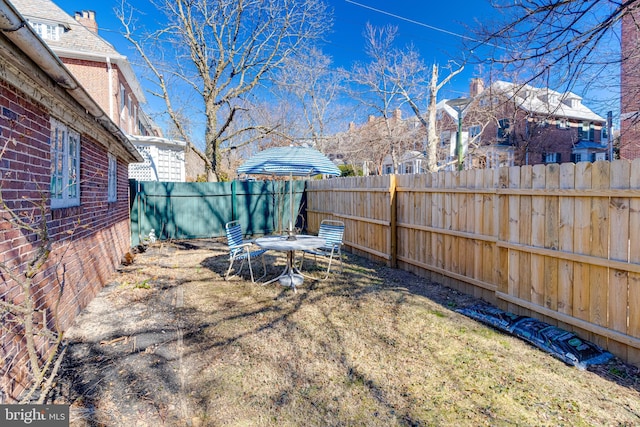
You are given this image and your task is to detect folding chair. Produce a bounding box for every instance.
[299,219,344,280]
[224,220,268,283]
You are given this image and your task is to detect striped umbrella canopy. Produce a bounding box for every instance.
[237,146,340,235]
[237,146,340,177]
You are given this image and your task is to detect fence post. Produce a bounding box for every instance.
[390,174,397,268]
[231,179,237,222]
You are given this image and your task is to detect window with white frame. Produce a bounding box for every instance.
[120,84,126,116]
[440,131,451,147]
[595,152,607,161]
[50,118,80,208]
[578,121,595,141]
[108,153,117,202]
[469,125,481,139]
[28,20,64,41]
[544,152,560,163]
[497,118,511,143]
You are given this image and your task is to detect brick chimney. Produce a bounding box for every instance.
[75,10,98,34]
[469,78,485,97]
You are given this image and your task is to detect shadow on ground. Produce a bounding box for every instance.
[51,239,640,427]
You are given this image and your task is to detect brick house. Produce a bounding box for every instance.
[438,79,609,169]
[336,109,425,175]
[11,0,211,182]
[0,0,143,401]
[621,3,640,160]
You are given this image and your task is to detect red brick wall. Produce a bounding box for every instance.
[620,4,640,160]
[0,78,132,402]
[62,58,140,135]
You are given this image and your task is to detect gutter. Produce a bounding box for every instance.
[0,0,143,163]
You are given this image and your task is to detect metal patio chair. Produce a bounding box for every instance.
[298,219,345,280]
[224,220,268,283]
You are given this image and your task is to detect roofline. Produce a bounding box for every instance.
[51,47,146,104]
[0,0,143,163]
[127,135,187,149]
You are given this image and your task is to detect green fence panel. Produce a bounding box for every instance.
[130,179,306,246]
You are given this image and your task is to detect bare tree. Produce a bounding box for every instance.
[0,140,68,403]
[348,23,465,173]
[422,63,465,171]
[272,47,349,152]
[473,1,627,96]
[118,0,331,180]
[346,24,421,173]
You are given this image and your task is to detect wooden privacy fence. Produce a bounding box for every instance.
[306,159,640,366]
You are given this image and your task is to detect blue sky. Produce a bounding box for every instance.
[52,0,499,100]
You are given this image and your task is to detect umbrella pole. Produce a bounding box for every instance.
[289,172,294,235]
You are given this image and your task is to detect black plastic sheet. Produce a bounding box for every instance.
[457,303,613,369]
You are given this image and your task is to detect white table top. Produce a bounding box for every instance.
[255,235,325,251]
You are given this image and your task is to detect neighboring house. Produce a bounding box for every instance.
[336,109,425,175]
[438,79,609,169]
[11,0,211,181]
[381,151,426,175]
[0,0,143,401]
[621,3,640,160]
[128,135,186,182]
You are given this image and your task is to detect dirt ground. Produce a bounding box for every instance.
[50,239,640,426]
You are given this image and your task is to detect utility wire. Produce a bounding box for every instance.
[344,0,505,50]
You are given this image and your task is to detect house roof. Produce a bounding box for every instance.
[0,0,143,163]
[10,0,146,103]
[128,135,187,150]
[485,81,605,123]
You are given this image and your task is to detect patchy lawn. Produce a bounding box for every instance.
[53,239,640,426]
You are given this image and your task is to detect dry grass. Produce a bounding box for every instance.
[56,239,640,426]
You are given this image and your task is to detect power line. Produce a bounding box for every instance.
[344,0,504,50]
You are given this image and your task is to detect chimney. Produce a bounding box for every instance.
[75,10,98,34]
[469,78,485,97]
[368,115,375,123]
[393,109,402,120]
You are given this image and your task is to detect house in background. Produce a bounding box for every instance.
[336,109,425,175]
[11,0,210,181]
[381,151,426,175]
[438,79,609,169]
[128,135,186,182]
[0,0,143,401]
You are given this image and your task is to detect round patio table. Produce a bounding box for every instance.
[255,235,325,292]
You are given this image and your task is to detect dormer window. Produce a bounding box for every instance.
[28,20,66,41]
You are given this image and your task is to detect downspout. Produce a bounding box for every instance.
[106,56,114,121]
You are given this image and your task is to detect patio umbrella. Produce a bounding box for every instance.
[237,146,341,237]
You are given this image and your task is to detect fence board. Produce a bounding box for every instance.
[544,164,560,317]
[531,164,546,308]
[629,159,640,365]
[519,166,533,309]
[558,163,575,330]
[590,162,610,348]
[609,160,631,358]
[573,162,592,336]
